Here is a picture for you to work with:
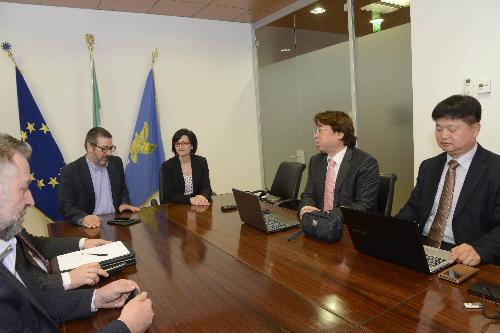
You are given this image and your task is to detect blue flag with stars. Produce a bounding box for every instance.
[125,69,165,206]
[16,67,65,221]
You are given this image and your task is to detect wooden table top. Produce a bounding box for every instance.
[49,194,500,332]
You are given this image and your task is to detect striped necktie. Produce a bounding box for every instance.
[426,159,459,248]
[16,232,52,274]
[323,158,336,211]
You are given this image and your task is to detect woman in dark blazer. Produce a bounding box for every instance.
[160,129,212,205]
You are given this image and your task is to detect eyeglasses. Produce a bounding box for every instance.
[481,286,500,320]
[175,141,191,147]
[90,143,116,153]
[313,127,331,135]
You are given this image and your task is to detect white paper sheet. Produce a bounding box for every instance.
[57,241,130,272]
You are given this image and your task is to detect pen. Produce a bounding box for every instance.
[81,253,108,256]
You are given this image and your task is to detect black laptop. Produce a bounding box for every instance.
[341,207,452,274]
[232,188,300,233]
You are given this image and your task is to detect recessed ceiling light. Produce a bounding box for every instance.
[281,48,291,52]
[310,7,326,14]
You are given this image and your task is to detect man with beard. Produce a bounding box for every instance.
[0,133,154,332]
[59,127,139,228]
[299,111,379,219]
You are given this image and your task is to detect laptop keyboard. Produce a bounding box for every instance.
[264,215,288,232]
[426,254,447,268]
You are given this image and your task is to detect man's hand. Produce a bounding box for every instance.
[299,206,320,219]
[82,215,101,228]
[190,195,210,206]
[94,279,139,309]
[450,243,481,266]
[83,238,111,249]
[118,292,154,333]
[118,204,140,213]
[68,263,109,289]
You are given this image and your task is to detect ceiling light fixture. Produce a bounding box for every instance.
[370,12,384,32]
[310,7,326,14]
[281,48,291,52]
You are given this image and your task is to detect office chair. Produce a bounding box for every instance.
[253,161,306,210]
[159,164,168,204]
[378,173,397,216]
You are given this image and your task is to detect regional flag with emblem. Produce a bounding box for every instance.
[125,67,165,206]
[16,67,65,220]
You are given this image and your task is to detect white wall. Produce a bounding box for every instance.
[411,0,500,172]
[0,2,262,196]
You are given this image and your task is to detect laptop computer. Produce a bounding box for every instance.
[232,188,300,233]
[341,207,452,274]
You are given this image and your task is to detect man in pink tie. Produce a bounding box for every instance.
[299,111,379,219]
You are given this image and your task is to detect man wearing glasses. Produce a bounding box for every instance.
[59,127,139,228]
[299,111,379,219]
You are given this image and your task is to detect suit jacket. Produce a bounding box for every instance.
[59,155,131,223]
[16,228,80,290]
[299,147,379,213]
[397,144,500,264]
[160,155,212,204]
[0,262,129,333]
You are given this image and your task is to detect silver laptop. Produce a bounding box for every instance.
[341,207,452,274]
[232,188,300,233]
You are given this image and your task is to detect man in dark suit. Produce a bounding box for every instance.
[17,227,111,290]
[299,111,379,219]
[397,95,500,266]
[0,132,153,332]
[59,127,139,228]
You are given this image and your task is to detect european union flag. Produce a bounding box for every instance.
[16,67,65,221]
[125,69,165,206]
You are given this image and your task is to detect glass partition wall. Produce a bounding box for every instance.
[256,0,413,214]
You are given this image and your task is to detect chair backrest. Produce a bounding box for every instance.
[377,173,397,216]
[159,164,168,204]
[269,161,306,200]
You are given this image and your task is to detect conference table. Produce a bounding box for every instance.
[49,194,500,332]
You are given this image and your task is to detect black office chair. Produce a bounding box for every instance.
[253,161,306,210]
[377,173,397,216]
[159,164,168,204]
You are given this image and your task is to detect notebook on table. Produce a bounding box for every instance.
[53,241,136,274]
[232,188,299,233]
[341,207,452,274]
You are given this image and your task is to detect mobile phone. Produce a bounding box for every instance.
[468,281,500,302]
[107,218,141,226]
[124,288,140,304]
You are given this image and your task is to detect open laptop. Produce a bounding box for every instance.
[341,207,452,274]
[232,188,300,233]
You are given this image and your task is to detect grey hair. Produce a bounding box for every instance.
[0,133,32,183]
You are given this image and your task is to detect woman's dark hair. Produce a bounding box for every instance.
[171,128,198,155]
[432,95,481,125]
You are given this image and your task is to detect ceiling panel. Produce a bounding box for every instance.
[149,0,205,18]
[2,0,41,4]
[233,9,271,23]
[40,0,100,9]
[193,4,247,21]
[99,0,157,13]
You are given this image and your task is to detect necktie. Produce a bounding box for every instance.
[323,158,336,211]
[426,160,459,248]
[16,232,52,273]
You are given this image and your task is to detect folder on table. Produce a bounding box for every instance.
[53,241,136,273]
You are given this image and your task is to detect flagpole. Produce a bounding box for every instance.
[152,48,160,119]
[1,42,21,73]
[85,33,103,127]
